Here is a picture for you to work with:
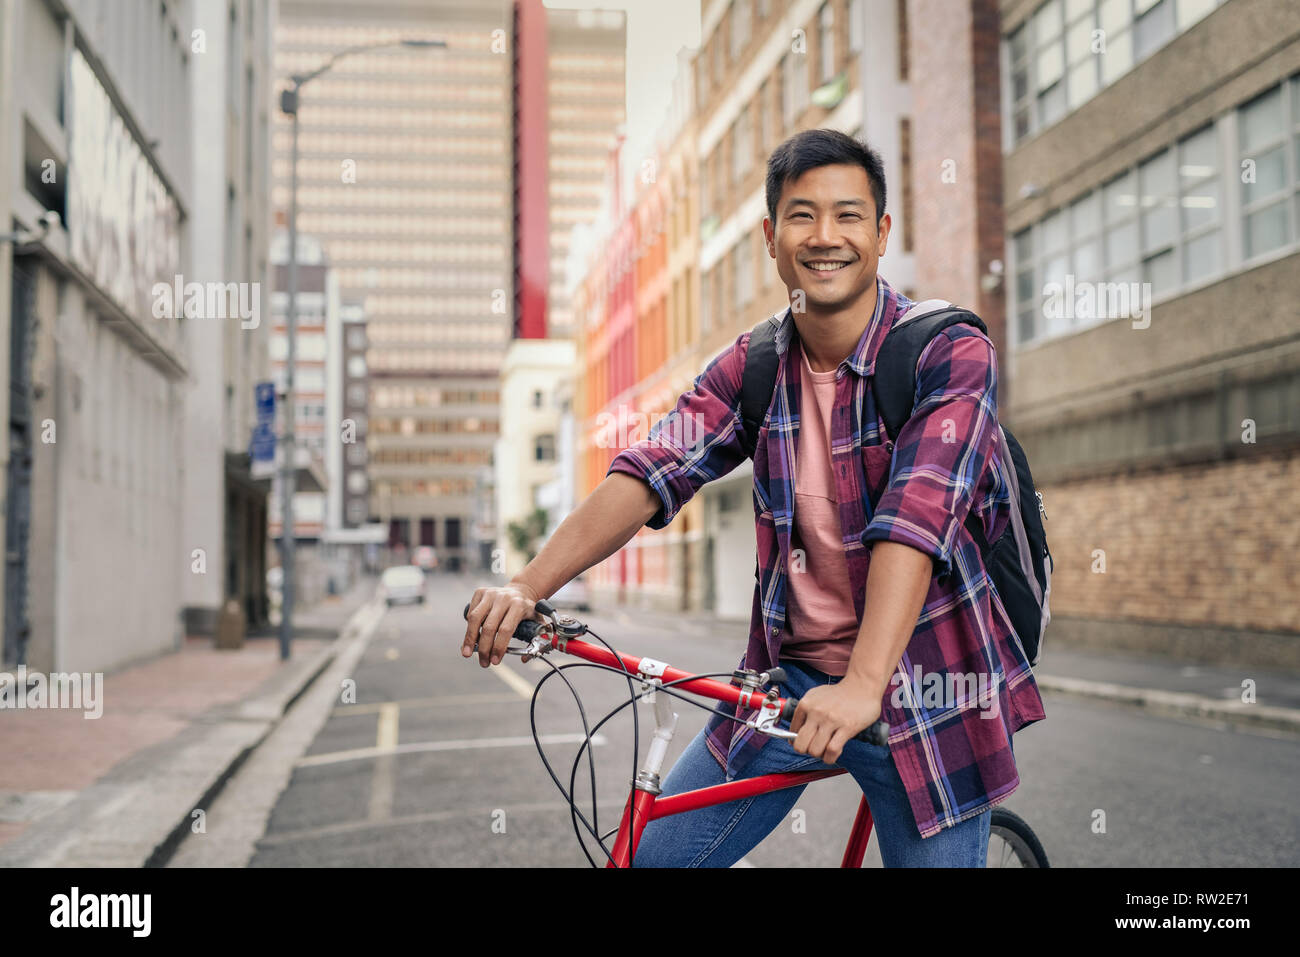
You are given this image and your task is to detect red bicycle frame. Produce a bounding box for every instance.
[529,630,878,868]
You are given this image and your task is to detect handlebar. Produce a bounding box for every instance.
[461,598,890,747]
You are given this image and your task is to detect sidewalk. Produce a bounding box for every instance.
[0,578,385,867]
[590,601,1300,736]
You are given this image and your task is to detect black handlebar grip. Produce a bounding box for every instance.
[462,601,547,641]
[778,696,890,747]
[535,598,555,618]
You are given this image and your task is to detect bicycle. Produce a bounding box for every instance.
[463,598,1049,868]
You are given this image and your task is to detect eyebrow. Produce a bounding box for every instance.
[783,198,868,213]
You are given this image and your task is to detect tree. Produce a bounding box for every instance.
[506,507,550,564]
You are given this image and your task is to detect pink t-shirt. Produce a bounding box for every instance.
[782,341,862,675]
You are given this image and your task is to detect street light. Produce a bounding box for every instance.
[277,38,446,661]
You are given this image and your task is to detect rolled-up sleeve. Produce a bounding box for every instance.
[861,326,1000,578]
[605,332,749,530]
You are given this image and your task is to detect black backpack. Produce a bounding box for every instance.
[736,300,1053,666]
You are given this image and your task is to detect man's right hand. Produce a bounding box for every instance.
[462,582,543,668]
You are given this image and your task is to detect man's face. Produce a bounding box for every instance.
[763,163,891,313]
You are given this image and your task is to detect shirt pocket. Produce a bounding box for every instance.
[861,441,895,507]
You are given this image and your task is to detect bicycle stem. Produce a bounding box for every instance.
[634,680,679,795]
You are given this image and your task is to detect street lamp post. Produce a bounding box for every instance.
[277,38,444,660]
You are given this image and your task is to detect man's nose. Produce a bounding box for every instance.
[812,213,842,247]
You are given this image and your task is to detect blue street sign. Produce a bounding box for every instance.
[250,421,276,463]
[255,381,275,423]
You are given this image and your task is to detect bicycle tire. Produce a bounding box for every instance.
[988,808,1049,868]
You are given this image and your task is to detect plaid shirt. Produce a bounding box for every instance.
[605,275,1046,839]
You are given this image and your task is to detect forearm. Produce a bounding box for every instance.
[843,541,934,698]
[512,472,660,600]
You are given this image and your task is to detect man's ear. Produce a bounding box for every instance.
[875,212,892,256]
[763,216,776,257]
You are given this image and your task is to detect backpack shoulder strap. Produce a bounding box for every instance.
[871,301,989,442]
[738,310,785,458]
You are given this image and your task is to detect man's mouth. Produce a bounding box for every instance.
[802,259,852,273]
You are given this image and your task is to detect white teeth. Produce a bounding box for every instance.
[807,262,846,272]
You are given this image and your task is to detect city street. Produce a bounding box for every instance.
[172,573,1300,868]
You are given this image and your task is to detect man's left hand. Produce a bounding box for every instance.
[790,678,883,764]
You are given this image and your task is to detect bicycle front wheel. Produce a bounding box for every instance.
[988,808,1049,868]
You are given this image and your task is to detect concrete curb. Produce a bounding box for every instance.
[167,598,388,868]
[1035,673,1300,736]
[0,596,387,868]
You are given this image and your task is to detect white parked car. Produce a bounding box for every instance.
[380,565,427,606]
[549,574,591,612]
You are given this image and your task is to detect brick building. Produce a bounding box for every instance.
[1000,0,1300,668]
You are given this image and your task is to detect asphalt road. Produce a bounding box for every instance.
[246,572,1300,867]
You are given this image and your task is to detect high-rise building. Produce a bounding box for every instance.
[273,0,513,571]
[494,1,626,575]
[542,5,627,340]
[338,301,370,530]
[999,0,1300,668]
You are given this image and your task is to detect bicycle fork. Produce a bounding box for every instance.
[608,677,677,867]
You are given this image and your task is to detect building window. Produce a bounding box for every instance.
[1239,82,1295,261]
[1178,124,1222,281]
[849,0,865,56]
[534,433,556,462]
[732,0,751,61]
[1006,0,1225,146]
[818,2,836,85]
[532,388,545,408]
[782,52,807,131]
[1132,0,1176,61]
[732,106,752,184]
[756,82,770,155]
[734,238,753,309]
[701,268,715,334]
[1010,121,1234,346]
[347,355,366,378]
[347,327,366,349]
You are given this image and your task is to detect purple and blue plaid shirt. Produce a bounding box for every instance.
[606,274,1046,839]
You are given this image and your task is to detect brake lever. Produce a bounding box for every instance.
[745,695,797,739]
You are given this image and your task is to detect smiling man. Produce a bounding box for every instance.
[464,129,1046,867]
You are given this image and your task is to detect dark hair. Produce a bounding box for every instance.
[765,129,886,226]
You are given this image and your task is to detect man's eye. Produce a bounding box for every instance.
[841,213,862,220]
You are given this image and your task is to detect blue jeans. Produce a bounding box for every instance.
[631,660,990,867]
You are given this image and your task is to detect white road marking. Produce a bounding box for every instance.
[333,693,519,716]
[375,703,399,750]
[368,703,401,822]
[491,662,535,700]
[296,732,607,768]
